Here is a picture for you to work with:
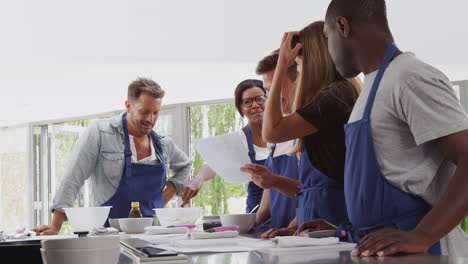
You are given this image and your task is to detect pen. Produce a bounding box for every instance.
[300,229,346,239]
[204,226,239,233]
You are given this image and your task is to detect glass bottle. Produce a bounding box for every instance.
[128,202,143,218]
[152,212,160,226]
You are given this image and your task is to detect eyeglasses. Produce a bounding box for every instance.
[241,95,267,108]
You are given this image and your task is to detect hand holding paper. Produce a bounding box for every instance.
[192,132,252,183]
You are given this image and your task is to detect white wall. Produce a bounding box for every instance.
[0,0,467,127]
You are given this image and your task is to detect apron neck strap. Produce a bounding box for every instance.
[122,113,132,155]
[269,143,277,157]
[122,113,132,177]
[243,125,256,162]
[362,43,399,119]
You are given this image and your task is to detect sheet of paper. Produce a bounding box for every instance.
[192,132,252,183]
[4,234,78,242]
[261,242,357,253]
[149,236,265,254]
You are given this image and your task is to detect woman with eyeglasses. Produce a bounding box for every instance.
[181,79,270,214]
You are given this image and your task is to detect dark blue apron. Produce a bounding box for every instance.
[243,125,267,213]
[343,43,441,254]
[264,142,299,228]
[102,113,167,219]
[296,147,348,227]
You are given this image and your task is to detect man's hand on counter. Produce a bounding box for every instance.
[163,184,177,205]
[352,229,433,257]
[31,210,65,236]
[31,225,60,236]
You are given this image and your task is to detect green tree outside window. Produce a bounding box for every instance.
[190,103,246,215]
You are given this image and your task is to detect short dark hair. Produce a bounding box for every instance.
[256,49,299,82]
[128,77,165,101]
[234,79,265,117]
[326,0,390,33]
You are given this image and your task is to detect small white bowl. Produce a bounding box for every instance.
[41,237,119,250]
[63,206,111,232]
[108,218,122,232]
[220,213,256,234]
[118,218,153,234]
[40,246,120,264]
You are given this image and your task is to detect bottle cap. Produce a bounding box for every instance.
[131,202,140,207]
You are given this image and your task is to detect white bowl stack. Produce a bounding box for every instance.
[41,237,120,264]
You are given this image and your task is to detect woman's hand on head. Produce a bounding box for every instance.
[278,31,302,69]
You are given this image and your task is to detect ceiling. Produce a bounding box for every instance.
[1,0,467,127]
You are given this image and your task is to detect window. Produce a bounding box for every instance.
[188,101,247,215]
[33,117,111,233]
[0,126,31,231]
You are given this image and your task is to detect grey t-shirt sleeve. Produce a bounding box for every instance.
[396,67,468,145]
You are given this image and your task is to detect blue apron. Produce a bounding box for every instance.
[102,113,167,219]
[343,43,441,254]
[243,125,267,213]
[264,143,299,228]
[296,148,348,227]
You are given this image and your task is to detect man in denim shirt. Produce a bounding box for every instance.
[33,77,192,235]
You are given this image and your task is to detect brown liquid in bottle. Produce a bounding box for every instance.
[128,202,143,218]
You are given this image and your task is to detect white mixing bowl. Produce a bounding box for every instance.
[153,207,203,226]
[220,213,256,234]
[63,206,111,232]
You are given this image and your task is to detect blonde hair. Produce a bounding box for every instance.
[291,21,361,155]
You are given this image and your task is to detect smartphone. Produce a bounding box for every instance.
[141,246,178,257]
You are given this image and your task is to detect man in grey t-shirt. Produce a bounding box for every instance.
[297,0,468,257]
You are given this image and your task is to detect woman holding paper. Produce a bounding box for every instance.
[182,79,270,214]
[242,21,361,237]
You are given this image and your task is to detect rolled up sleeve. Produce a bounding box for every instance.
[160,136,192,195]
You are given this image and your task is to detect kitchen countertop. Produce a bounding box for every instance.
[2,234,467,264]
[183,250,467,264]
